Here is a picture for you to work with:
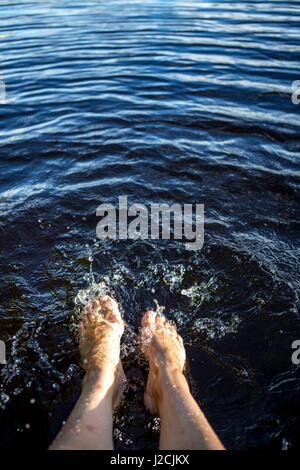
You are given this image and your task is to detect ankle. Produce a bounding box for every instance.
[151,363,186,407]
[159,364,185,388]
[158,368,190,416]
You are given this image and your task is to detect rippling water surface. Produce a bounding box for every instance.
[0,0,300,450]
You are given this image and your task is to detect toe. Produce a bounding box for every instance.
[99,295,122,323]
[169,322,178,337]
[92,299,100,312]
[80,311,87,323]
[99,295,118,309]
[163,319,173,333]
[141,310,156,328]
[177,333,184,344]
[85,303,93,315]
[155,314,165,328]
[99,295,114,313]
[108,296,120,315]
[79,322,85,335]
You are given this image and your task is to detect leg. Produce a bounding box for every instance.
[49,295,127,450]
[140,310,225,450]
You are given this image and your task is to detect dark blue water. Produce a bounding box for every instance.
[0,0,300,450]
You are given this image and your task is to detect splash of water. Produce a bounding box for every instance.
[74,281,108,313]
[73,245,109,316]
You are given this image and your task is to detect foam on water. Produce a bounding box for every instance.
[193,315,241,340]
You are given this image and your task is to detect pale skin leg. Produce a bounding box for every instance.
[49,295,127,450]
[50,295,224,450]
[140,310,225,450]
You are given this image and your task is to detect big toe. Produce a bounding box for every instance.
[99,295,118,316]
[99,294,114,306]
[99,295,124,333]
[141,310,157,329]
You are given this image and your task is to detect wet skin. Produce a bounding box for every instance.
[50,295,225,450]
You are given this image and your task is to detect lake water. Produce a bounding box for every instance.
[0,0,300,450]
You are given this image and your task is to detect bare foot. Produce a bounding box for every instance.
[140,310,186,416]
[79,295,127,409]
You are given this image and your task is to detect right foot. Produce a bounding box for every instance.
[140,310,186,416]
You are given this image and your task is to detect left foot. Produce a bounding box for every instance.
[140,310,186,416]
[79,295,127,409]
